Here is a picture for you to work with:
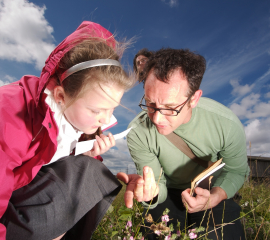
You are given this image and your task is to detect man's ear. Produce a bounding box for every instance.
[190,90,202,108]
[53,86,66,106]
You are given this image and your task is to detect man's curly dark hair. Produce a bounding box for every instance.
[143,48,206,97]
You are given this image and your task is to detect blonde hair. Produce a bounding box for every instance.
[48,38,134,108]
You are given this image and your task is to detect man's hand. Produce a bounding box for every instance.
[117,166,159,208]
[181,187,227,213]
[83,133,115,157]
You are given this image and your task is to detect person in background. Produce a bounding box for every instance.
[118,48,249,240]
[133,48,153,82]
[0,21,134,240]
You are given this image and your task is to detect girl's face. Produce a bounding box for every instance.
[63,83,124,134]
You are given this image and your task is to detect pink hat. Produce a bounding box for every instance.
[36,21,115,104]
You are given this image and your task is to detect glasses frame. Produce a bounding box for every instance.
[138,94,192,116]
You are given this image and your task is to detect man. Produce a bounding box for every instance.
[133,48,153,82]
[117,48,249,239]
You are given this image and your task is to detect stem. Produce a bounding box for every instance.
[221,201,225,240]
[254,201,270,240]
[196,197,270,239]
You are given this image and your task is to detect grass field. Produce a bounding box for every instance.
[92,176,270,240]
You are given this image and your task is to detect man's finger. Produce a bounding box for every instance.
[116,172,129,184]
[116,173,134,208]
[181,189,196,207]
[143,166,154,200]
[116,173,144,208]
[150,167,159,197]
[124,176,142,208]
[194,187,210,198]
[182,188,195,199]
[124,189,134,208]
[181,190,191,209]
[134,178,144,202]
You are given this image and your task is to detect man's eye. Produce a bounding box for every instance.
[146,101,154,106]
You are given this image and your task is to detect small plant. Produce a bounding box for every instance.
[143,208,206,240]
[93,195,209,240]
[92,181,145,240]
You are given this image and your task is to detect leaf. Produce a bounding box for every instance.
[106,205,114,214]
[240,211,245,217]
[119,213,131,221]
[196,226,205,232]
[163,208,170,215]
[119,210,133,216]
[171,233,177,240]
[111,231,119,237]
[119,205,131,211]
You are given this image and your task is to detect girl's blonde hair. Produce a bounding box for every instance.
[49,38,134,107]
[48,37,135,140]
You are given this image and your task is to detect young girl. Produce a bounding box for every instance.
[0,21,133,240]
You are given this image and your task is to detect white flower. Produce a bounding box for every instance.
[241,201,249,207]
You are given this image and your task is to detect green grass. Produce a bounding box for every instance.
[93,177,270,240]
[237,177,270,240]
[92,181,144,240]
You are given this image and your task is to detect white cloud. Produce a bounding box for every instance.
[0,74,16,86]
[245,117,270,157]
[230,93,270,120]
[201,19,270,97]
[0,0,55,69]
[161,0,178,7]
[102,138,136,175]
[202,49,268,96]
[0,80,6,87]
[3,74,16,82]
[265,92,270,98]
[230,79,254,96]
[230,90,270,157]
[113,83,144,124]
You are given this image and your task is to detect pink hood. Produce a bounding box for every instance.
[36,21,116,105]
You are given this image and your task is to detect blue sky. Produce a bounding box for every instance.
[0,0,269,174]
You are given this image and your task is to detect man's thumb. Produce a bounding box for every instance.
[116,172,129,184]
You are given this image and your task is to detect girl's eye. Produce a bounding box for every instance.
[91,110,100,115]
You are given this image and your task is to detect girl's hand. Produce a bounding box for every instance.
[83,133,115,157]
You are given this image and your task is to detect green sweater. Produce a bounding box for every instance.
[127,97,250,208]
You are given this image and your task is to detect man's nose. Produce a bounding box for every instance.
[152,110,164,123]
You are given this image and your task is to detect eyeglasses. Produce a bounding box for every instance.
[138,94,192,116]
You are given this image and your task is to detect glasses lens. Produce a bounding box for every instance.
[160,109,178,116]
[140,105,155,113]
